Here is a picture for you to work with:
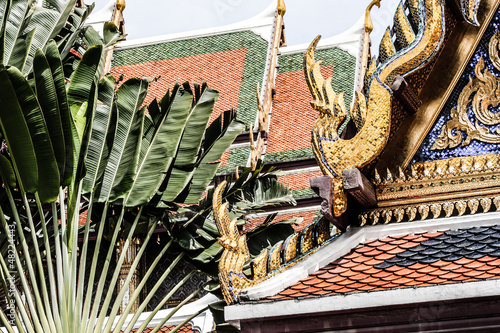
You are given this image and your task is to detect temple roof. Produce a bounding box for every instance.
[224,212,500,330]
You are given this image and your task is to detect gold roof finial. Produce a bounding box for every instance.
[113,0,126,27]
[365,0,381,33]
[358,0,381,91]
[277,0,286,16]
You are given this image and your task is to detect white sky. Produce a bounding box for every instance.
[91,0,400,48]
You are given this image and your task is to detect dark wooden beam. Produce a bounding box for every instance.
[391,76,421,114]
[342,168,377,208]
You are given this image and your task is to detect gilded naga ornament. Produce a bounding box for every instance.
[432,31,500,150]
[304,0,448,216]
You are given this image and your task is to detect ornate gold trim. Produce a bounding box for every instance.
[374,153,500,203]
[432,31,500,150]
[214,181,336,305]
[304,0,446,216]
[376,0,500,171]
[359,194,500,226]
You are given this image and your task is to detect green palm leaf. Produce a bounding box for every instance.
[21,0,77,74]
[160,84,218,201]
[125,83,193,207]
[45,40,74,186]
[95,78,147,202]
[67,44,103,106]
[33,48,66,183]
[7,65,60,202]
[2,0,29,65]
[82,75,117,194]
[0,64,37,192]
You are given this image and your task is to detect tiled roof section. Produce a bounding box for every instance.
[266,47,356,161]
[278,171,323,191]
[112,49,246,125]
[243,210,320,233]
[112,31,269,127]
[218,146,250,174]
[266,225,500,301]
[128,324,197,332]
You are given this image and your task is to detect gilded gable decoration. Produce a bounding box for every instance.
[213,180,337,305]
[304,0,447,217]
[414,6,500,163]
[431,31,500,150]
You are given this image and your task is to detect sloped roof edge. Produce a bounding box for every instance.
[114,1,278,50]
[279,14,364,57]
[237,211,500,302]
[226,278,500,325]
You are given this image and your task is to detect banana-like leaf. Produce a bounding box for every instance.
[6,66,59,202]
[7,28,34,72]
[0,154,16,188]
[95,78,147,202]
[33,48,66,183]
[181,163,219,204]
[0,65,36,192]
[103,22,121,47]
[67,44,103,106]
[200,110,244,163]
[44,40,74,186]
[175,114,245,204]
[21,0,77,74]
[175,84,218,166]
[58,3,94,60]
[2,0,29,65]
[125,83,193,207]
[160,84,218,201]
[82,75,117,194]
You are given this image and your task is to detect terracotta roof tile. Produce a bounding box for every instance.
[374,253,395,260]
[393,277,413,285]
[399,241,420,249]
[336,287,355,293]
[352,255,372,264]
[387,247,408,255]
[417,266,439,274]
[365,249,383,256]
[378,244,397,252]
[317,271,337,279]
[350,273,370,281]
[265,225,500,302]
[356,246,376,253]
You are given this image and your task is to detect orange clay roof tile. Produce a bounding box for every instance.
[263,225,500,302]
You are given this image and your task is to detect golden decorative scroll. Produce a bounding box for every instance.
[361,153,500,225]
[432,31,500,150]
[214,181,334,305]
[304,0,446,217]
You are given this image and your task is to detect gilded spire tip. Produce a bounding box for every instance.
[278,0,286,16]
[365,0,381,33]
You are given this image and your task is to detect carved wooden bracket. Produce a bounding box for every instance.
[391,76,421,114]
[342,168,377,208]
[309,176,350,232]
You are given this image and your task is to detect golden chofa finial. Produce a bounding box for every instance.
[278,0,286,16]
[116,0,126,11]
[365,0,381,33]
[113,0,126,26]
[358,0,381,91]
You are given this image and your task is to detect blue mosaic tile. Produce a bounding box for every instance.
[412,10,500,163]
